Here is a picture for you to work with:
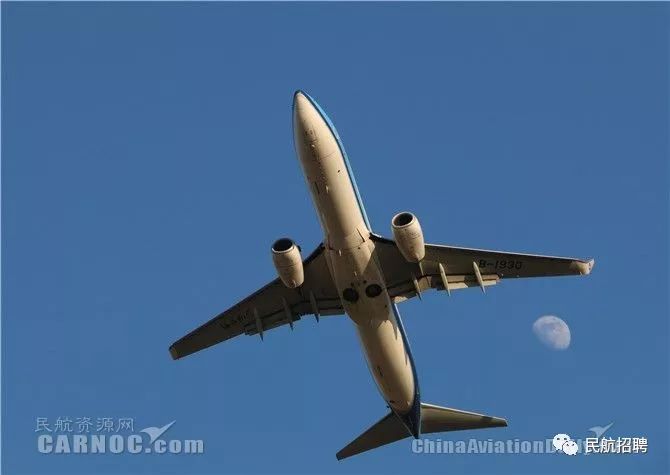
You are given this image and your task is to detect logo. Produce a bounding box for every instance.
[553,423,648,456]
[140,421,177,445]
[552,433,579,455]
[412,421,649,456]
[588,422,614,439]
[35,417,204,455]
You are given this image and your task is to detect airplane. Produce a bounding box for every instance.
[169,90,594,460]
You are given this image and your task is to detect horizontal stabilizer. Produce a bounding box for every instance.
[336,411,409,460]
[336,403,507,460]
[420,402,507,434]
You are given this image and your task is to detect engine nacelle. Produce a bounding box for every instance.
[271,238,305,288]
[391,212,425,262]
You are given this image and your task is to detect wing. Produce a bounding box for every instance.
[370,234,594,302]
[169,243,342,359]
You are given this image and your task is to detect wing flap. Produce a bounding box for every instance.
[370,233,593,301]
[424,243,594,279]
[170,243,343,359]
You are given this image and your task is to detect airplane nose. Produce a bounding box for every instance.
[293,90,310,111]
[292,90,338,158]
[293,90,317,140]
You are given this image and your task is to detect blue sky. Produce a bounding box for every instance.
[2,3,668,474]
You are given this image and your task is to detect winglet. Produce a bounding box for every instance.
[586,258,595,275]
[572,258,595,275]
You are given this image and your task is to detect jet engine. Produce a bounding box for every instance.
[391,212,425,262]
[271,238,305,288]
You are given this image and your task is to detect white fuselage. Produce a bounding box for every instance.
[293,92,415,414]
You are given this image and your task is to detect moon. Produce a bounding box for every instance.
[532,315,571,350]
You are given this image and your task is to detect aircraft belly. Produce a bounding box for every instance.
[355,309,416,414]
[327,241,416,414]
[294,91,416,417]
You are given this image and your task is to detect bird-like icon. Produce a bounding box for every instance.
[140,421,176,444]
[588,422,614,439]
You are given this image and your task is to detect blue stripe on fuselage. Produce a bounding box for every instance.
[296,91,372,231]
[391,303,421,438]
